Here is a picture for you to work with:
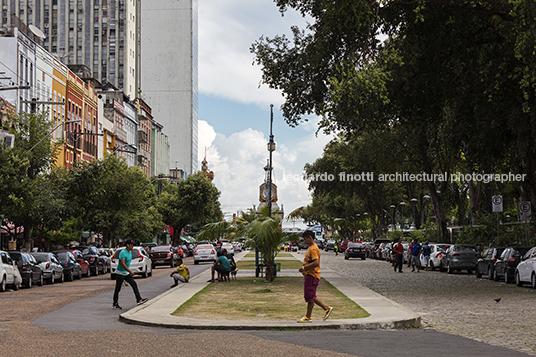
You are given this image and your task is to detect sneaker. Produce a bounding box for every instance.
[323,306,333,321]
[137,298,148,305]
[112,303,122,310]
[297,316,312,323]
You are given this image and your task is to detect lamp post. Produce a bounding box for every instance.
[423,195,431,224]
[267,104,275,218]
[390,205,396,233]
[26,119,81,153]
[399,202,406,231]
[356,214,361,240]
[410,198,418,229]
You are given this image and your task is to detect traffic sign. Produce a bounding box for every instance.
[520,201,531,220]
[492,195,503,212]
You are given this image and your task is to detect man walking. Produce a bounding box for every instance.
[410,239,422,273]
[422,241,432,271]
[298,230,333,323]
[112,240,148,309]
[393,238,404,273]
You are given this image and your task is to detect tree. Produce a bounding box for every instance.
[157,173,223,244]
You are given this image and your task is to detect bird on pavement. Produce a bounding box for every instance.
[494,298,501,303]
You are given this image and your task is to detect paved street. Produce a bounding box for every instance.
[320,250,536,355]
[0,252,534,356]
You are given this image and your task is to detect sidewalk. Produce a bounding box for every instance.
[120,251,421,330]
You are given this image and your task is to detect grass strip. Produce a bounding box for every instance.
[172,277,370,321]
[243,252,295,258]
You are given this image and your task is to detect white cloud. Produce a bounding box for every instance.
[198,120,333,218]
[198,0,307,107]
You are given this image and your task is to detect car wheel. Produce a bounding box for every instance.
[447,264,453,274]
[467,270,473,274]
[493,269,500,281]
[85,268,91,278]
[344,255,349,260]
[141,267,147,278]
[505,271,512,284]
[531,273,536,289]
[93,267,98,276]
[194,261,199,265]
[67,270,73,281]
[361,257,366,260]
[430,261,435,271]
[38,274,44,286]
[515,271,523,286]
[77,269,82,280]
[49,273,55,285]
[0,276,5,292]
[59,272,64,283]
[25,277,32,289]
[148,267,152,277]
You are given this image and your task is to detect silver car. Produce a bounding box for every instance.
[194,244,217,265]
[440,244,479,274]
[31,252,65,284]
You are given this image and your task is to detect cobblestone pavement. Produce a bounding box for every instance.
[320,251,536,355]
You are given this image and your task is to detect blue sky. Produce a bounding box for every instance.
[197,1,332,226]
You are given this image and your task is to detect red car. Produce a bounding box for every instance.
[339,239,349,253]
[56,250,91,277]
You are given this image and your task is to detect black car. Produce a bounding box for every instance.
[314,239,325,250]
[345,242,367,260]
[78,246,104,275]
[9,251,43,288]
[52,251,82,281]
[476,247,504,279]
[494,247,531,283]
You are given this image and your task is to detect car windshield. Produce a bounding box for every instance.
[197,245,213,250]
[55,252,69,260]
[453,245,476,252]
[32,253,50,263]
[151,246,171,252]
[436,245,450,252]
[348,243,363,248]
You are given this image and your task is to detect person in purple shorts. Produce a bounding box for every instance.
[297,230,333,322]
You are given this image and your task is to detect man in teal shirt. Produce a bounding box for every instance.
[112,240,148,309]
[208,250,231,282]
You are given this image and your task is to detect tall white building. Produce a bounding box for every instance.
[140,0,198,175]
[2,0,139,100]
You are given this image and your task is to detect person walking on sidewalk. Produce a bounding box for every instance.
[170,258,190,287]
[113,240,148,309]
[421,241,432,272]
[393,238,404,273]
[410,239,422,273]
[297,230,333,323]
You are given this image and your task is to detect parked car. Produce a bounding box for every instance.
[494,247,531,283]
[298,240,309,250]
[221,243,234,255]
[339,239,349,253]
[232,242,243,252]
[476,247,505,279]
[440,245,479,274]
[420,244,451,271]
[345,242,366,260]
[324,239,336,251]
[515,246,536,288]
[52,251,82,281]
[0,250,22,291]
[78,246,104,275]
[372,238,392,259]
[31,252,65,284]
[193,244,217,265]
[150,245,178,268]
[98,248,112,274]
[8,251,43,288]
[111,246,152,279]
[314,239,324,250]
[65,249,91,277]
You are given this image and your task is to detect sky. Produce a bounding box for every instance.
[197,1,333,227]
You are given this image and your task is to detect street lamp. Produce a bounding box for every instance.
[399,202,406,231]
[356,214,361,240]
[410,198,418,229]
[267,104,275,218]
[423,195,431,223]
[26,119,81,153]
[390,205,396,232]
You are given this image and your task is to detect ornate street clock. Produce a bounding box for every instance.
[259,182,277,202]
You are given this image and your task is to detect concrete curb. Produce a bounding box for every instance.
[120,251,421,330]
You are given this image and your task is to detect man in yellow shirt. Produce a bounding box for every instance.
[298,230,333,322]
[170,258,190,288]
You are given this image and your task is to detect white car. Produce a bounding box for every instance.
[221,243,234,255]
[110,246,152,279]
[515,246,536,288]
[420,243,451,270]
[194,244,217,265]
[0,250,22,291]
[232,242,242,252]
